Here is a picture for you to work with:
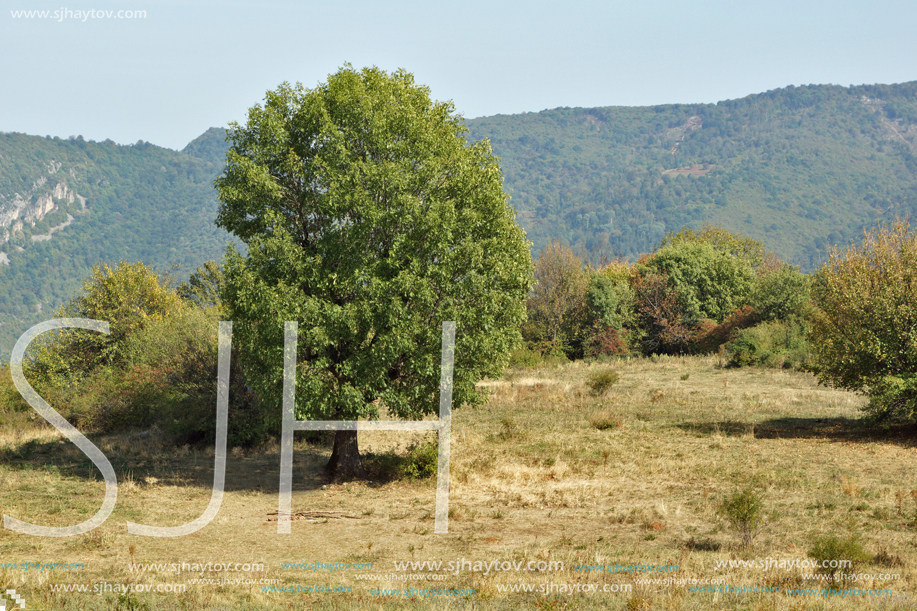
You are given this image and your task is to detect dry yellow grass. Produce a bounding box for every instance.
[0,355,915,609]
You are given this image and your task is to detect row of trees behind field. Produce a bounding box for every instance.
[523,221,917,427]
[4,66,917,474]
[523,225,810,367]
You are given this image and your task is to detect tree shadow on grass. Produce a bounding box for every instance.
[0,429,431,493]
[675,417,917,447]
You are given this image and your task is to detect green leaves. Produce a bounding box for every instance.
[30,261,185,380]
[216,66,534,425]
[809,220,917,423]
[645,240,756,324]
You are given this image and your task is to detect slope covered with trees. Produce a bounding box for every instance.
[465,82,917,267]
[0,132,233,355]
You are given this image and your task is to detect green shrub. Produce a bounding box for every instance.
[30,364,155,434]
[400,441,439,480]
[750,262,811,322]
[862,374,917,424]
[0,364,32,417]
[718,487,764,549]
[120,308,267,447]
[586,273,636,331]
[27,300,268,447]
[587,369,620,396]
[507,347,541,368]
[725,320,809,369]
[645,240,756,324]
[26,261,186,384]
[807,534,872,583]
[507,341,568,368]
[365,440,439,482]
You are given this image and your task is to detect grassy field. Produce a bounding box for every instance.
[1,355,916,610]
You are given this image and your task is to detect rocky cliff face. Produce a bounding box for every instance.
[0,174,83,246]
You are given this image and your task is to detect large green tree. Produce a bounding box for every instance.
[215,66,533,478]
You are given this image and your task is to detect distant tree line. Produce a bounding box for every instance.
[519,225,811,369]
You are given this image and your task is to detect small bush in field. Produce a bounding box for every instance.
[587,369,620,396]
[507,341,568,368]
[507,346,544,368]
[365,440,439,482]
[498,416,519,440]
[718,487,764,549]
[807,534,872,583]
[400,441,438,480]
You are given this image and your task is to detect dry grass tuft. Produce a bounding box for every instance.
[588,408,623,430]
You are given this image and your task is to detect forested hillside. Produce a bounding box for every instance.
[1,81,916,356]
[465,82,917,267]
[0,132,233,355]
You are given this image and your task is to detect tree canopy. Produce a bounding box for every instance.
[215,66,533,477]
[644,240,756,324]
[525,241,589,349]
[808,220,917,423]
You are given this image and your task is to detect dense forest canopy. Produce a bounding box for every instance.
[465,82,917,267]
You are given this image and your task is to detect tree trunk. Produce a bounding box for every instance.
[326,429,366,480]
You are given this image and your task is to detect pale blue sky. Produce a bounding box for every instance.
[2,0,915,150]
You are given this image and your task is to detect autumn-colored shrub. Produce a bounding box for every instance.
[524,241,590,358]
[586,325,629,357]
[632,271,692,355]
[691,305,760,354]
